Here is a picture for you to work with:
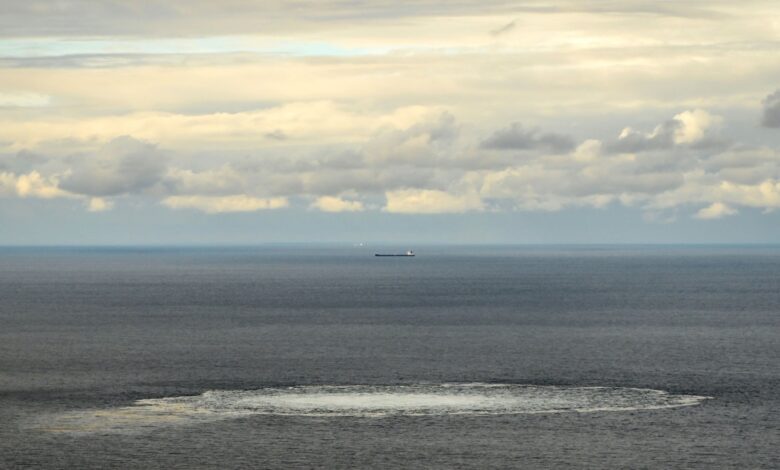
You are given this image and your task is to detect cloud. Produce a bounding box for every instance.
[695,202,737,219]
[264,129,287,141]
[363,111,458,166]
[607,123,677,153]
[59,136,166,197]
[0,0,744,40]
[0,172,14,196]
[384,189,483,214]
[0,150,49,173]
[673,109,720,144]
[1,0,779,235]
[0,92,50,107]
[164,166,246,197]
[0,139,168,208]
[3,108,780,222]
[161,195,288,213]
[480,123,574,153]
[0,102,443,151]
[606,109,719,153]
[86,197,113,212]
[716,180,780,209]
[761,89,780,128]
[310,196,364,212]
[12,171,69,199]
[0,1,525,37]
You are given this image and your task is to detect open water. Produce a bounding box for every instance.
[0,246,778,468]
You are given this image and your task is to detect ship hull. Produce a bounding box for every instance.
[374,254,415,257]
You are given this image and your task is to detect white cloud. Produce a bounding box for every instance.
[695,202,738,219]
[0,102,443,151]
[161,195,288,213]
[607,109,720,153]
[384,189,483,214]
[0,170,83,201]
[310,196,364,212]
[164,166,246,196]
[572,139,602,163]
[716,180,780,208]
[14,171,68,199]
[86,197,113,212]
[0,92,50,108]
[672,109,720,144]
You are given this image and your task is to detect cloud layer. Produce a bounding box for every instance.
[1,0,779,229]
[2,107,779,220]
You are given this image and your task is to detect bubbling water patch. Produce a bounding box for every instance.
[34,384,710,434]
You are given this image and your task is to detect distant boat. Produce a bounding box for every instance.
[375,250,415,257]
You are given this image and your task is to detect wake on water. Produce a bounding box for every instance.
[31,383,711,434]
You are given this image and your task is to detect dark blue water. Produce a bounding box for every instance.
[0,246,778,468]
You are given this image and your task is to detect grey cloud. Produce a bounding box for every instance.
[59,136,167,196]
[569,168,684,196]
[516,158,684,198]
[425,113,459,142]
[214,113,466,197]
[480,123,575,153]
[0,1,533,37]
[264,129,287,141]
[317,150,367,170]
[567,1,727,18]
[233,155,318,175]
[253,173,306,197]
[761,89,780,128]
[160,109,732,206]
[700,146,780,183]
[364,112,458,166]
[162,166,246,197]
[0,1,728,38]
[159,113,457,198]
[299,167,437,196]
[241,153,437,196]
[11,108,779,217]
[0,150,49,173]
[688,136,732,152]
[0,54,164,69]
[717,165,780,184]
[701,146,776,170]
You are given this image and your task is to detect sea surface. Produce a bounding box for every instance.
[0,245,778,469]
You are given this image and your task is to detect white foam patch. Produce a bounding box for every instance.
[32,384,710,434]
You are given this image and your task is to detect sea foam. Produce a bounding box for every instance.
[33,383,710,434]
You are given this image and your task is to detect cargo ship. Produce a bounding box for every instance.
[375,250,415,257]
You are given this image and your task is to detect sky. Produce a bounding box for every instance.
[2,0,780,244]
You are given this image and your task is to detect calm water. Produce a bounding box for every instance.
[0,246,778,468]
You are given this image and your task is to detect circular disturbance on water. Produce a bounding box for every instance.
[32,383,711,434]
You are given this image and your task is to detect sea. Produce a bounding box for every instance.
[0,245,778,469]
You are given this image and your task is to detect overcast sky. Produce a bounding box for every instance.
[2,0,780,244]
